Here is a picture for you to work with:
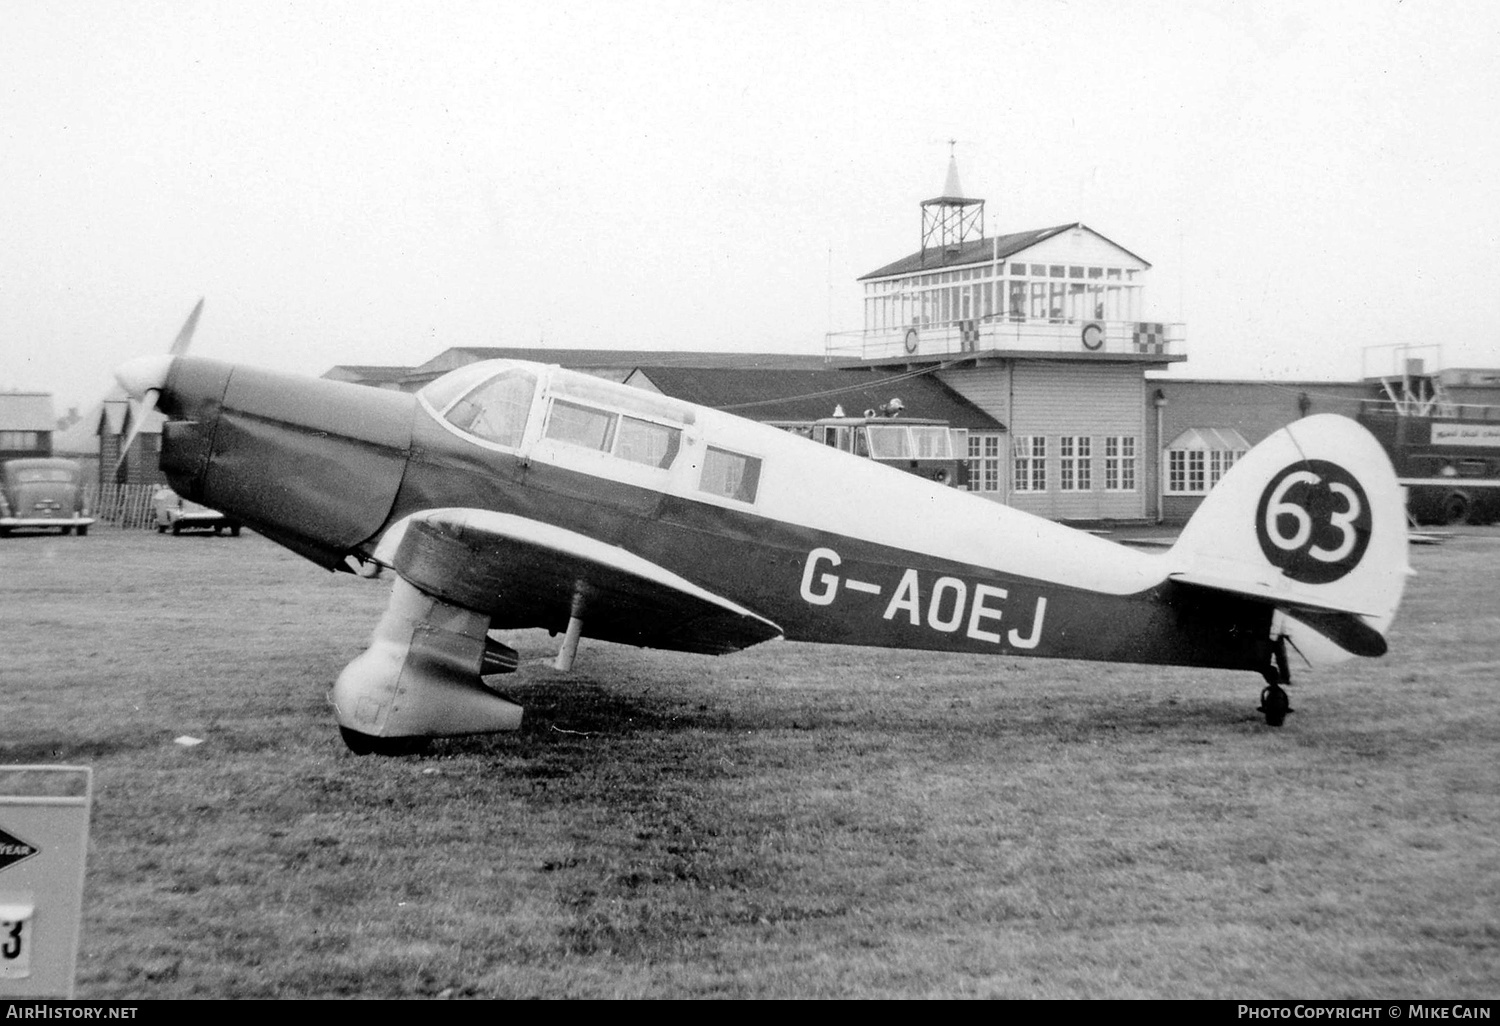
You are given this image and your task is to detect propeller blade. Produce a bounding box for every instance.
[114,389,159,475]
[112,299,204,475]
[170,297,205,356]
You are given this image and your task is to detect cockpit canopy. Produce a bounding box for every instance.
[418,361,692,472]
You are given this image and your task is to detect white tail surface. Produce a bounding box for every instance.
[1168,414,1411,667]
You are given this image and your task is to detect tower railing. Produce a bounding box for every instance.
[824,317,1185,362]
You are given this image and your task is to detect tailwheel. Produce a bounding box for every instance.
[339,726,428,757]
[1257,635,1295,727]
[1257,683,1293,726]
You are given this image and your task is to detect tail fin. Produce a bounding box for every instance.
[1168,414,1410,666]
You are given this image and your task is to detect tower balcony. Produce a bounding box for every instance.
[824,317,1186,364]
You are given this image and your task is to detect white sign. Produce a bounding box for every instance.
[0,766,91,999]
[1431,423,1500,447]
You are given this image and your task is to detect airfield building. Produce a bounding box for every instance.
[321,158,1500,526]
[0,392,56,462]
[822,154,1184,522]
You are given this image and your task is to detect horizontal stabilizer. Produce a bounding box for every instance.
[1276,607,1387,658]
[1167,569,1379,619]
[1169,572,1387,657]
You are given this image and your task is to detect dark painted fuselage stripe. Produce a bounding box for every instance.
[389,417,1274,673]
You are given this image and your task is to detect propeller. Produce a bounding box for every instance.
[114,298,204,474]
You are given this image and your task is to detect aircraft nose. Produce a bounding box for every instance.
[114,354,175,398]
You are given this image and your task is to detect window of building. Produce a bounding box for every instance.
[1030,283,1047,319]
[1104,436,1137,491]
[1013,435,1046,492]
[700,446,762,503]
[1168,449,1204,494]
[968,432,1002,492]
[1164,428,1249,495]
[1060,436,1092,491]
[1208,448,1245,488]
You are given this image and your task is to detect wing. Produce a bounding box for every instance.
[382,509,783,655]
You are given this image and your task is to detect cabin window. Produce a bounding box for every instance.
[545,399,618,452]
[1013,436,1046,492]
[910,426,951,459]
[615,415,681,469]
[1104,436,1137,491]
[700,446,761,503]
[443,368,537,448]
[865,425,911,459]
[1060,436,1092,491]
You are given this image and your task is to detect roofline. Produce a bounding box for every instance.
[857,223,1153,281]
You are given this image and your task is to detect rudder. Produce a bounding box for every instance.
[1168,414,1410,667]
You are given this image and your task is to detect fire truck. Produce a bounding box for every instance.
[809,401,969,488]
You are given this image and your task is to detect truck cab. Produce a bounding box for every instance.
[810,411,968,488]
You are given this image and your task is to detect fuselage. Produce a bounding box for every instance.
[155,356,1275,673]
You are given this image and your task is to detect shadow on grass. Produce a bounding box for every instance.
[1,732,161,763]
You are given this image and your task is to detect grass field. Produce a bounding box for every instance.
[1,526,1497,999]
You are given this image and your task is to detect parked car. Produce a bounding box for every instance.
[152,487,242,536]
[0,458,94,537]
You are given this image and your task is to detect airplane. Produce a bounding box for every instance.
[114,303,1410,754]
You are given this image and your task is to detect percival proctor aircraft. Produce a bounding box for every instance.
[115,304,1409,753]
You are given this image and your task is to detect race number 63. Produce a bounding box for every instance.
[1255,460,1372,585]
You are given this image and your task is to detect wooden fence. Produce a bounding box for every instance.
[84,483,160,529]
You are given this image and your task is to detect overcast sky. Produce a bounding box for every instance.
[4,0,1498,413]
